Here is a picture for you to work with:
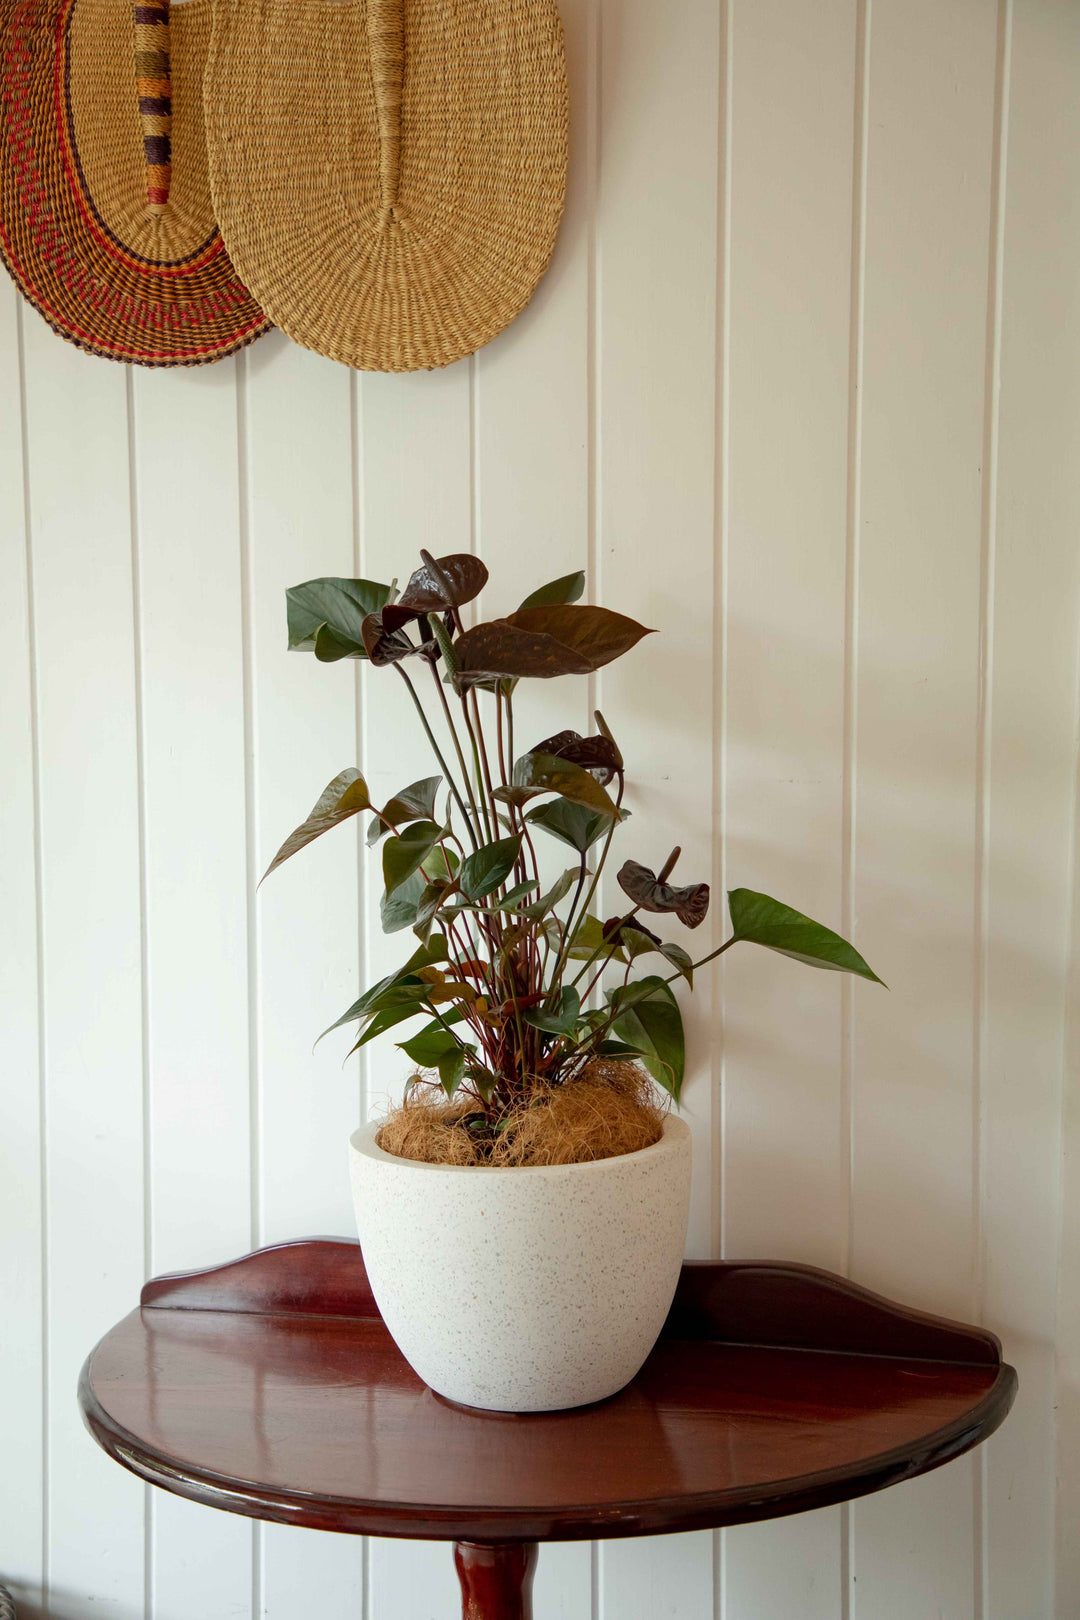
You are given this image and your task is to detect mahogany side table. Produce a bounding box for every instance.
[79,1238,1015,1620]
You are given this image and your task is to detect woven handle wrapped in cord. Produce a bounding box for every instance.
[134,0,172,213]
[367,0,403,221]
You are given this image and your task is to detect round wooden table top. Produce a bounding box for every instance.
[79,1238,1015,1545]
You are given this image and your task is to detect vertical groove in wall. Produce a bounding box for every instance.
[348,356,371,1620]
[587,5,601,1609]
[973,5,1011,1612]
[124,362,155,1620]
[470,354,480,570]
[18,297,49,1617]
[350,369,366,1127]
[1056,572,1080,1620]
[235,349,263,1620]
[712,0,732,1270]
[840,2,870,1612]
[841,0,870,1288]
[237,350,261,1252]
[712,6,732,1612]
[585,0,600,739]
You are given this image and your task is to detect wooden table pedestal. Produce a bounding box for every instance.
[454,1543,538,1620]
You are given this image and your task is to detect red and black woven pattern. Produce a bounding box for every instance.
[0,0,269,365]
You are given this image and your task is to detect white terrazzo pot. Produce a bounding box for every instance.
[349,1114,692,1413]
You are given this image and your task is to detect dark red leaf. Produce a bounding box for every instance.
[455,604,653,684]
[603,915,661,946]
[454,957,490,981]
[506,605,654,670]
[495,991,547,1017]
[453,620,593,681]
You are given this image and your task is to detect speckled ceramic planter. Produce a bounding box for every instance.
[348,1115,692,1413]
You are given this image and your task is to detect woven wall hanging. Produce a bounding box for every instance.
[203,0,568,372]
[0,0,269,365]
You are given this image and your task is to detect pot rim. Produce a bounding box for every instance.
[350,1110,690,1176]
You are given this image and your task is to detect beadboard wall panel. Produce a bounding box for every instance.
[21,325,147,1620]
[0,284,44,1620]
[359,360,476,1620]
[243,336,365,1620]
[131,359,254,1620]
[595,0,721,1604]
[847,0,999,1613]
[986,4,1080,1614]
[718,0,862,1607]
[3,2,1080,1619]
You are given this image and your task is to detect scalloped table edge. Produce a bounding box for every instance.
[78,1238,1017,1618]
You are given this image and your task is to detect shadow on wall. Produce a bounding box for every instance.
[0,1590,143,1620]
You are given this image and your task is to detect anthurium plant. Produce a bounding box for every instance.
[266,551,881,1127]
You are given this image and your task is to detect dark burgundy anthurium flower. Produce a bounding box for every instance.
[617,858,711,929]
[531,729,622,786]
[361,611,438,666]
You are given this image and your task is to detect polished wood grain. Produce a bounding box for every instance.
[454,1544,537,1620]
[80,1238,1015,1545]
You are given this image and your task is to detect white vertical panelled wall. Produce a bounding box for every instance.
[2,0,1079,1616]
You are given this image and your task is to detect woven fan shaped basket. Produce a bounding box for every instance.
[203,0,569,371]
[0,0,269,365]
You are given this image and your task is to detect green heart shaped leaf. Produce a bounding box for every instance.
[398,1020,467,1068]
[517,570,586,611]
[512,754,619,817]
[437,1046,468,1099]
[262,768,372,881]
[609,976,685,1099]
[728,889,884,983]
[525,798,620,853]
[459,835,523,902]
[524,985,582,1036]
[367,777,443,845]
[313,623,367,662]
[381,868,428,933]
[287,577,393,652]
[383,821,441,897]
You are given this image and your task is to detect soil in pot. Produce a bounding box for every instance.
[375,1057,666,1167]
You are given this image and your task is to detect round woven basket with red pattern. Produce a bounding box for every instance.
[0,0,269,365]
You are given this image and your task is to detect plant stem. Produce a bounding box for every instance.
[394,665,478,848]
[544,775,626,1001]
[495,685,509,785]
[568,901,643,998]
[455,690,493,841]
[570,935,742,1067]
[428,662,485,846]
[472,688,498,811]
